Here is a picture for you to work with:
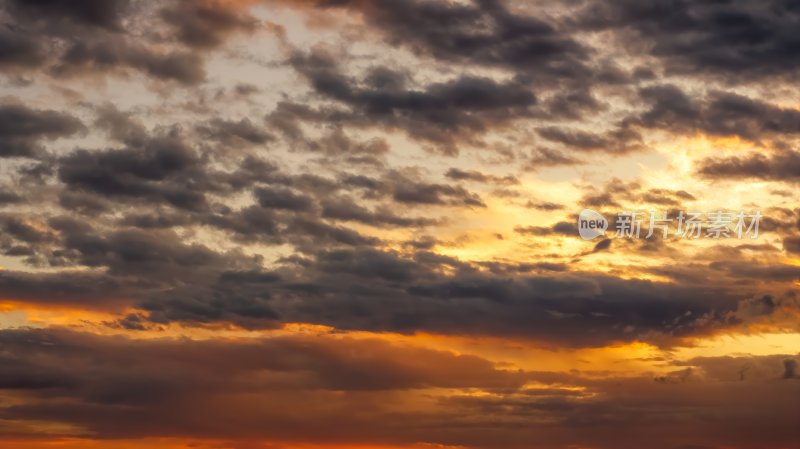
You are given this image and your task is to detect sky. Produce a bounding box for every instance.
[0,0,799,448]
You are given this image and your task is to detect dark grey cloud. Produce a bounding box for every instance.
[118,211,194,229]
[0,26,46,68]
[123,243,761,346]
[392,179,486,207]
[58,135,210,211]
[0,188,22,204]
[310,0,591,81]
[303,129,389,165]
[575,0,800,81]
[3,98,767,345]
[515,221,576,237]
[328,170,487,209]
[283,215,380,249]
[93,104,148,146]
[159,0,257,49]
[445,168,518,185]
[57,39,206,84]
[205,200,382,249]
[51,221,261,281]
[592,238,612,252]
[640,188,696,206]
[140,279,281,328]
[7,0,130,30]
[57,190,111,215]
[7,216,56,250]
[579,178,696,210]
[784,236,800,254]
[201,205,277,242]
[254,186,315,212]
[525,200,565,211]
[7,213,762,345]
[0,270,130,307]
[543,88,606,120]
[197,118,273,147]
[525,147,581,169]
[698,149,800,183]
[277,260,744,346]
[537,125,643,154]
[0,0,214,84]
[632,85,800,141]
[0,104,84,157]
[313,248,422,283]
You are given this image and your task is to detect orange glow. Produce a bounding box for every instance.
[0,439,469,449]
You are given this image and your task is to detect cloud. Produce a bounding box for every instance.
[0,329,797,449]
[515,221,577,237]
[578,178,697,210]
[7,0,130,30]
[575,0,800,81]
[254,257,749,347]
[2,217,765,346]
[784,236,800,254]
[525,200,565,211]
[592,238,612,252]
[536,125,643,154]
[160,0,258,49]
[391,179,486,207]
[197,118,274,147]
[289,49,537,153]
[631,86,800,141]
[254,186,315,211]
[0,270,130,308]
[57,135,210,211]
[57,40,207,84]
[0,104,84,158]
[0,0,248,84]
[297,0,591,80]
[445,168,519,185]
[0,27,46,69]
[698,149,800,183]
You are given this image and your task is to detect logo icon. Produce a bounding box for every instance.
[578,209,607,240]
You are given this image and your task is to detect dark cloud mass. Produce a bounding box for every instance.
[291,49,537,153]
[0,328,797,448]
[576,0,800,80]
[698,149,800,182]
[0,0,208,83]
[7,0,130,30]
[160,0,257,49]
[0,26,46,68]
[313,0,591,78]
[633,86,800,141]
[0,104,84,157]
